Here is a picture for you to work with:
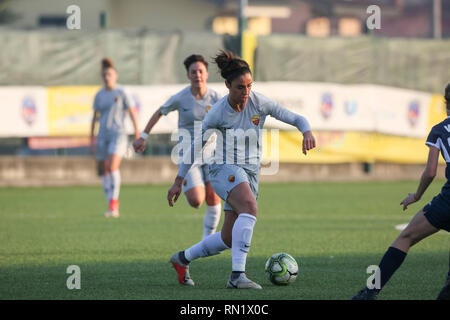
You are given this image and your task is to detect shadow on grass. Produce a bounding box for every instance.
[0,250,448,300]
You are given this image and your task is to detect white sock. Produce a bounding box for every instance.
[110,170,121,200]
[232,213,257,272]
[185,231,229,262]
[202,203,222,240]
[101,174,112,204]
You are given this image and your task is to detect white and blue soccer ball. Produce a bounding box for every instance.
[265,252,298,286]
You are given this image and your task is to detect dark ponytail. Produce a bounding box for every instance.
[214,50,251,84]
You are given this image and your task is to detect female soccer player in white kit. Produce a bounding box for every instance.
[133,55,222,239]
[90,58,139,218]
[167,51,316,289]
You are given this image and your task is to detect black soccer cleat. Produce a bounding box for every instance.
[352,288,380,300]
[436,274,450,300]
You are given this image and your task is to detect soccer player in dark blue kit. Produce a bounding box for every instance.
[353,84,450,300]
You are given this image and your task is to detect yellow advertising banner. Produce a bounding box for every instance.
[42,85,447,164]
[262,130,431,164]
[47,86,100,136]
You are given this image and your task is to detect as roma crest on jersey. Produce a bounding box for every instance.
[228,175,235,183]
[251,115,260,126]
[205,105,211,113]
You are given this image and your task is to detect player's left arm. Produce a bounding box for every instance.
[127,107,140,140]
[123,91,140,140]
[400,146,440,210]
[263,101,316,155]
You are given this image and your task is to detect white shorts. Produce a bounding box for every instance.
[96,134,128,161]
[208,164,259,211]
[182,163,210,192]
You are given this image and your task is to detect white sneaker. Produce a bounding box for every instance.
[170,252,194,286]
[226,273,262,289]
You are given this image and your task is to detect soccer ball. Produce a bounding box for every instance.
[265,252,298,285]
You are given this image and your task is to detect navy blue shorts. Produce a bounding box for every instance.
[423,192,450,232]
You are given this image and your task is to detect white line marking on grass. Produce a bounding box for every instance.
[395,223,408,231]
[395,223,448,234]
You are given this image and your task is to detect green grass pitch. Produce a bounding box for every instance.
[0,181,448,300]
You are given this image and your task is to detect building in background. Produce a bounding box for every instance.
[1,0,449,38]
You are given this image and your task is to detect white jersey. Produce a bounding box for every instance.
[160,86,221,143]
[93,85,133,138]
[178,90,311,177]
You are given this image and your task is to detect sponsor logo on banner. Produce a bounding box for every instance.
[21,96,37,126]
[344,100,358,116]
[320,93,333,119]
[251,115,260,126]
[408,100,420,127]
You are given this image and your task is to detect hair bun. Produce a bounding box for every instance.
[214,50,235,70]
[214,50,250,82]
[101,58,114,69]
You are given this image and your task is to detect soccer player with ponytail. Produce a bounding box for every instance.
[167,51,316,289]
[90,58,139,218]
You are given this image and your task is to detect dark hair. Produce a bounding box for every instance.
[445,83,450,108]
[214,50,251,83]
[184,54,208,71]
[101,58,116,71]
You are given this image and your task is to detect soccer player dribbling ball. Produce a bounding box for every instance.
[167,51,316,289]
[90,58,140,218]
[353,84,450,300]
[133,54,223,239]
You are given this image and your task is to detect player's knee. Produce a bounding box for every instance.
[187,198,203,209]
[399,228,417,243]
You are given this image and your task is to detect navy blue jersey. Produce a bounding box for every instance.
[426,116,450,188]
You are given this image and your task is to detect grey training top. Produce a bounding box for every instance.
[178,90,311,178]
[160,86,222,143]
[93,85,133,138]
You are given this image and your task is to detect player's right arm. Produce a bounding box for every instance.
[167,104,221,207]
[400,127,441,210]
[133,95,178,153]
[133,109,162,153]
[89,111,99,155]
[90,93,101,155]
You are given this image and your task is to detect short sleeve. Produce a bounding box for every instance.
[160,95,179,115]
[425,126,441,150]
